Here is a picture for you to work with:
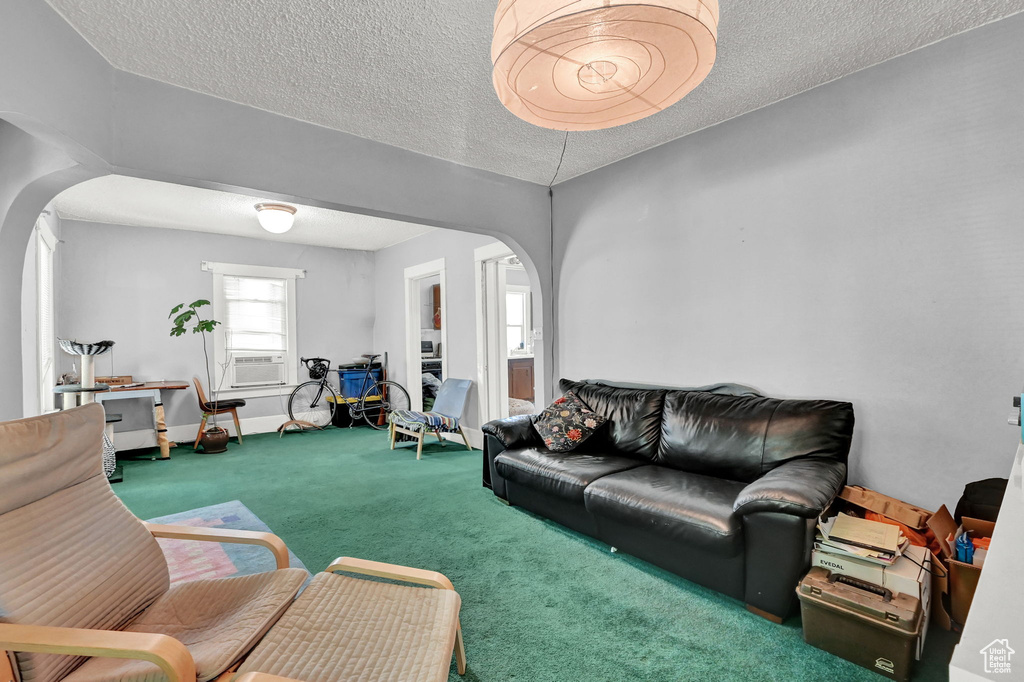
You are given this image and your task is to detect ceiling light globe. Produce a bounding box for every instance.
[255,203,297,234]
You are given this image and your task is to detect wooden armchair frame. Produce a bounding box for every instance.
[327,556,466,675]
[1,530,466,682]
[0,524,290,682]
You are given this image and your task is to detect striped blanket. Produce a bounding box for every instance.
[389,410,460,433]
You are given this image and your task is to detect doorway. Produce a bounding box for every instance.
[404,259,447,411]
[474,243,539,425]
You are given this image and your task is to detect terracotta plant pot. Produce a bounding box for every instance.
[200,427,229,453]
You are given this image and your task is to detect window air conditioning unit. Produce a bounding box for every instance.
[230,353,286,388]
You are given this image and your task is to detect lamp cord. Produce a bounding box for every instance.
[548,131,569,188]
[547,131,567,398]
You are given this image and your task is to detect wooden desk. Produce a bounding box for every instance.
[95,381,189,459]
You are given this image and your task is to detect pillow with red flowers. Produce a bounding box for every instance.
[533,391,607,452]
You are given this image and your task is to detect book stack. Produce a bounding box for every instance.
[816,513,910,566]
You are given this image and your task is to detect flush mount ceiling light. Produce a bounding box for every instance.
[254,202,297,234]
[491,0,719,131]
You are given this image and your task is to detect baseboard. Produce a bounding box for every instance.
[115,417,485,452]
[441,426,483,450]
[113,414,289,451]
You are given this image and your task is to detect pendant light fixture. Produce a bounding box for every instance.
[254,202,297,234]
[491,0,719,131]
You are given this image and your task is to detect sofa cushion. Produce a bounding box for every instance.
[762,399,855,470]
[559,379,665,461]
[655,391,855,482]
[656,391,778,482]
[495,448,643,502]
[584,466,746,556]
[533,391,607,452]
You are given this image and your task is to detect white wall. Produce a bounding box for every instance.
[58,221,376,438]
[373,230,501,435]
[553,15,1024,511]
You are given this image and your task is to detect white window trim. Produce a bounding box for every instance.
[506,284,533,357]
[36,219,57,414]
[203,261,304,399]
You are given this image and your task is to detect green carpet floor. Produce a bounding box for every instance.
[114,428,956,681]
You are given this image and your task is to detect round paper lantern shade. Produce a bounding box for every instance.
[491,0,718,131]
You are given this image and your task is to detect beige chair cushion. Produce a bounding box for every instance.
[0,405,170,682]
[236,571,461,682]
[63,568,307,682]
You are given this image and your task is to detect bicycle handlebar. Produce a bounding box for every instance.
[300,357,329,365]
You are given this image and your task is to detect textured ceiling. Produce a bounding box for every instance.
[45,0,1024,184]
[54,175,435,251]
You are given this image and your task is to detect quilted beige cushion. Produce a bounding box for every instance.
[63,568,307,682]
[0,405,170,682]
[236,571,461,682]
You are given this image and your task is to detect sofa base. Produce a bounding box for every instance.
[504,481,600,538]
[593,516,745,601]
[742,512,816,620]
[746,604,784,624]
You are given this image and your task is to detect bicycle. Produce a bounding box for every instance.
[288,354,410,430]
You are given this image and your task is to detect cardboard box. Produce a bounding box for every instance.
[840,486,932,530]
[926,505,995,628]
[811,544,931,658]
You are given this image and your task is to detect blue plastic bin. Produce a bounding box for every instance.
[338,369,381,399]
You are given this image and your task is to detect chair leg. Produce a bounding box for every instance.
[231,409,243,444]
[194,414,208,450]
[455,619,467,675]
[416,430,425,460]
[459,427,472,450]
[389,421,397,450]
[435,429,445,446]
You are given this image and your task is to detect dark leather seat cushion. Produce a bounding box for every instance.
[495,448,643,503]
[584,466,745,556]
[203,399,246,410]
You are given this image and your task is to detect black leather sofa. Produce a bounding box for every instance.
[482,379,855,621]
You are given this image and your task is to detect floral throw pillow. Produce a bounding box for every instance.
[533,391,607,452]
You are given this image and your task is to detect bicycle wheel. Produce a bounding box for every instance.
[288,380,337,428]
[359,380,411,430]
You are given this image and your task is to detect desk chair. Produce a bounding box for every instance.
[389,379,473,459]
[192,377,246,449]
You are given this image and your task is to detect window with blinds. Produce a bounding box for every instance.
[223,275,288,353]
[208,261,303,395]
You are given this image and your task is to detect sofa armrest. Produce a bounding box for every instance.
[481,415,541,449]
[733,458,846,518]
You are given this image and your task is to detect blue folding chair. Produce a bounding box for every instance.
[389,378,473,459]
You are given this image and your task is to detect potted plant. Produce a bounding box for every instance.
[169,299,228,453]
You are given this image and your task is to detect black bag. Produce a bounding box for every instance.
[954,478,1008,523]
